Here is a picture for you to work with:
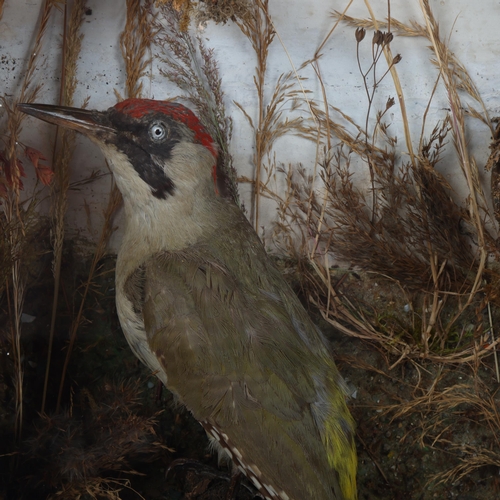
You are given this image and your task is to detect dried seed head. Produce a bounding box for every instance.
[373,30,384,46]
[392,54,402,65]
[355,27,366,42]
[384,32,394,45]
[386,97,395,110]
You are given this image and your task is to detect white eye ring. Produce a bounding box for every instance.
[149,122,167,142]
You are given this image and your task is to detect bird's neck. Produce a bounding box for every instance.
[124,190,202,247]
[100,141,219,277]
[116,177,217,278]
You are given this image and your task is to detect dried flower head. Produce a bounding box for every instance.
[392,53,402,65]
[196,0,251,25]
[384,31,394,44]
[372,29,384,46]
[355,27,366,42]
[155,0,250,29]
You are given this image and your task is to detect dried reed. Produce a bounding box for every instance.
[55,185,122,411]
[55,0,155,411]
[236,0,274,227]
[1,0,59,443]
[121,0,155,100]
[44,0,87,415]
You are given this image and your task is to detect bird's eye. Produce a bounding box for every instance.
[149,122,168,142]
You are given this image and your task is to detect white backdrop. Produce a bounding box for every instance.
[1,0,499,252]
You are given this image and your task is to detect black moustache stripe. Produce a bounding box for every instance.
[114,136,176,199]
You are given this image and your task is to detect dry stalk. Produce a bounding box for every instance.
[236,0,320,230]
[252,8,326,254]
[418,0,488,305]
[363,0,415,167]
[121,0,154,103]
[487,302,500,382]
[5,221,26,442]
[56,0,154,410]
[43,0,86,415]
[121,0,155,99]
[430,445,500,487]
[354,24,402,223]
[306,0,356,261]
[1,0,59,442]
[236,0,274,228]
[56,180,122,411]
[334,11,493,134]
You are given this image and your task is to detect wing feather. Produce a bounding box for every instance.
[139,206,355,499]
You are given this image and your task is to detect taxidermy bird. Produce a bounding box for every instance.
[18,99,357,500]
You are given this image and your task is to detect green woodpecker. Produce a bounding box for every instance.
[18,99,357,500]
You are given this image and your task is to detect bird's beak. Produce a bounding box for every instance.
[17,103,115,138]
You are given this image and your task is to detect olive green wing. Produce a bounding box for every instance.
[141,248,356,500]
